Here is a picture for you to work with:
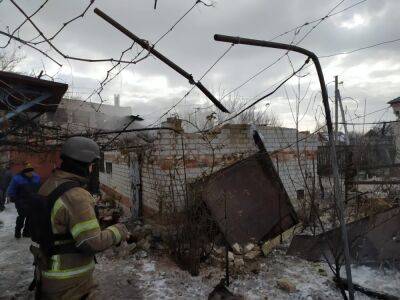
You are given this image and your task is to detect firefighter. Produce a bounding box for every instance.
[7,162,40,238]
[35,136,129,299]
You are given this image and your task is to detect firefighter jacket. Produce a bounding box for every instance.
[37,169,127,299]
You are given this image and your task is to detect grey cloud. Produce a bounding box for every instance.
[1,0,399,129]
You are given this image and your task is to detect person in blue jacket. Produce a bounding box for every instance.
[7,163,41,238]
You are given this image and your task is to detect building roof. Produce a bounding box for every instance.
[0,70,67,112]
[59,98,132,117]
[388,96,400,105]
[46,97,141,132]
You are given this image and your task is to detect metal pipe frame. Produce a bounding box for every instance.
[213,34,355,299]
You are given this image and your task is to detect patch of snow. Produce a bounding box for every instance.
[0,204,34,299]
[2,203,400,299]
[341,265,400,297]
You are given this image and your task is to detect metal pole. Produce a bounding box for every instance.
[335,76,339,144]
[363,98,367,135]
[224,194,230,286]
[337,86,350,146]
[94,8,229,113]
[213,34,355,300]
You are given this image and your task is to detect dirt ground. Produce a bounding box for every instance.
[1,204,399,299]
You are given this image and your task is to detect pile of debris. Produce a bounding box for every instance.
[109,222,168,260]
[185,151,299,275]
[209,242,262,273]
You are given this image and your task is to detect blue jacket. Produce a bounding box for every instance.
[7,173,41,201]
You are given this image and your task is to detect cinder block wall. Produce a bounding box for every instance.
[100,119,320,218]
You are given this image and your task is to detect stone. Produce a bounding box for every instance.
[130,226,145,241]
[244,243,255,254]
[234,258,245,269]
[244,249,260,260]
[276,278,296,293]
[228,251,234,261]
[213,246,224,256]
[137,239,151,251]
[262,228,295,256]
[232,243,243,255]
[135,250,148,259]
[210,254,223,265]
[127,242,137,253]
[143,224,153,234]
[133,225,142,233]
[262,241,273,257]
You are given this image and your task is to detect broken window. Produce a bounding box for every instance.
[105,162,112,174]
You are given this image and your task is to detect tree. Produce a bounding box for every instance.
[184,91,281,131]
[0,49,24,72]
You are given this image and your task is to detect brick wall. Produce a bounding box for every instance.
[100,119,320,218]
[99,151,133,214]
[9,150,61,181]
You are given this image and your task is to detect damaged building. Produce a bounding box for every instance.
[7,93,134,180]
[99,117,320,220]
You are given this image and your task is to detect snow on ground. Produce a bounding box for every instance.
[1,203,399,299]
[342,265,400,297]
[0,204,34,300]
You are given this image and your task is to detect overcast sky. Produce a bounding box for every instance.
[0,0,399,131]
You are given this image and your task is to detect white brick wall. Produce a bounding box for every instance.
[100,123,321,216]
[100,161,132,199]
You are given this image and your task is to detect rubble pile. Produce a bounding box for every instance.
[209,242,263,273]
[111,222,168,260]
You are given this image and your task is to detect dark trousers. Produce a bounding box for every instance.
[15,201,30,235]
[0,189,5,209]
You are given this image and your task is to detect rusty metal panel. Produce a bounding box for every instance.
[194,151,298,247]
[287,207,400,267]
[286,235,323,262]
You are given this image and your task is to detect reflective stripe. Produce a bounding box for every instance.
[71,219,99,239]
[108,225,122,244]
[51,255,61,271]
[42,261,95,280]
[51,198,64,234]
